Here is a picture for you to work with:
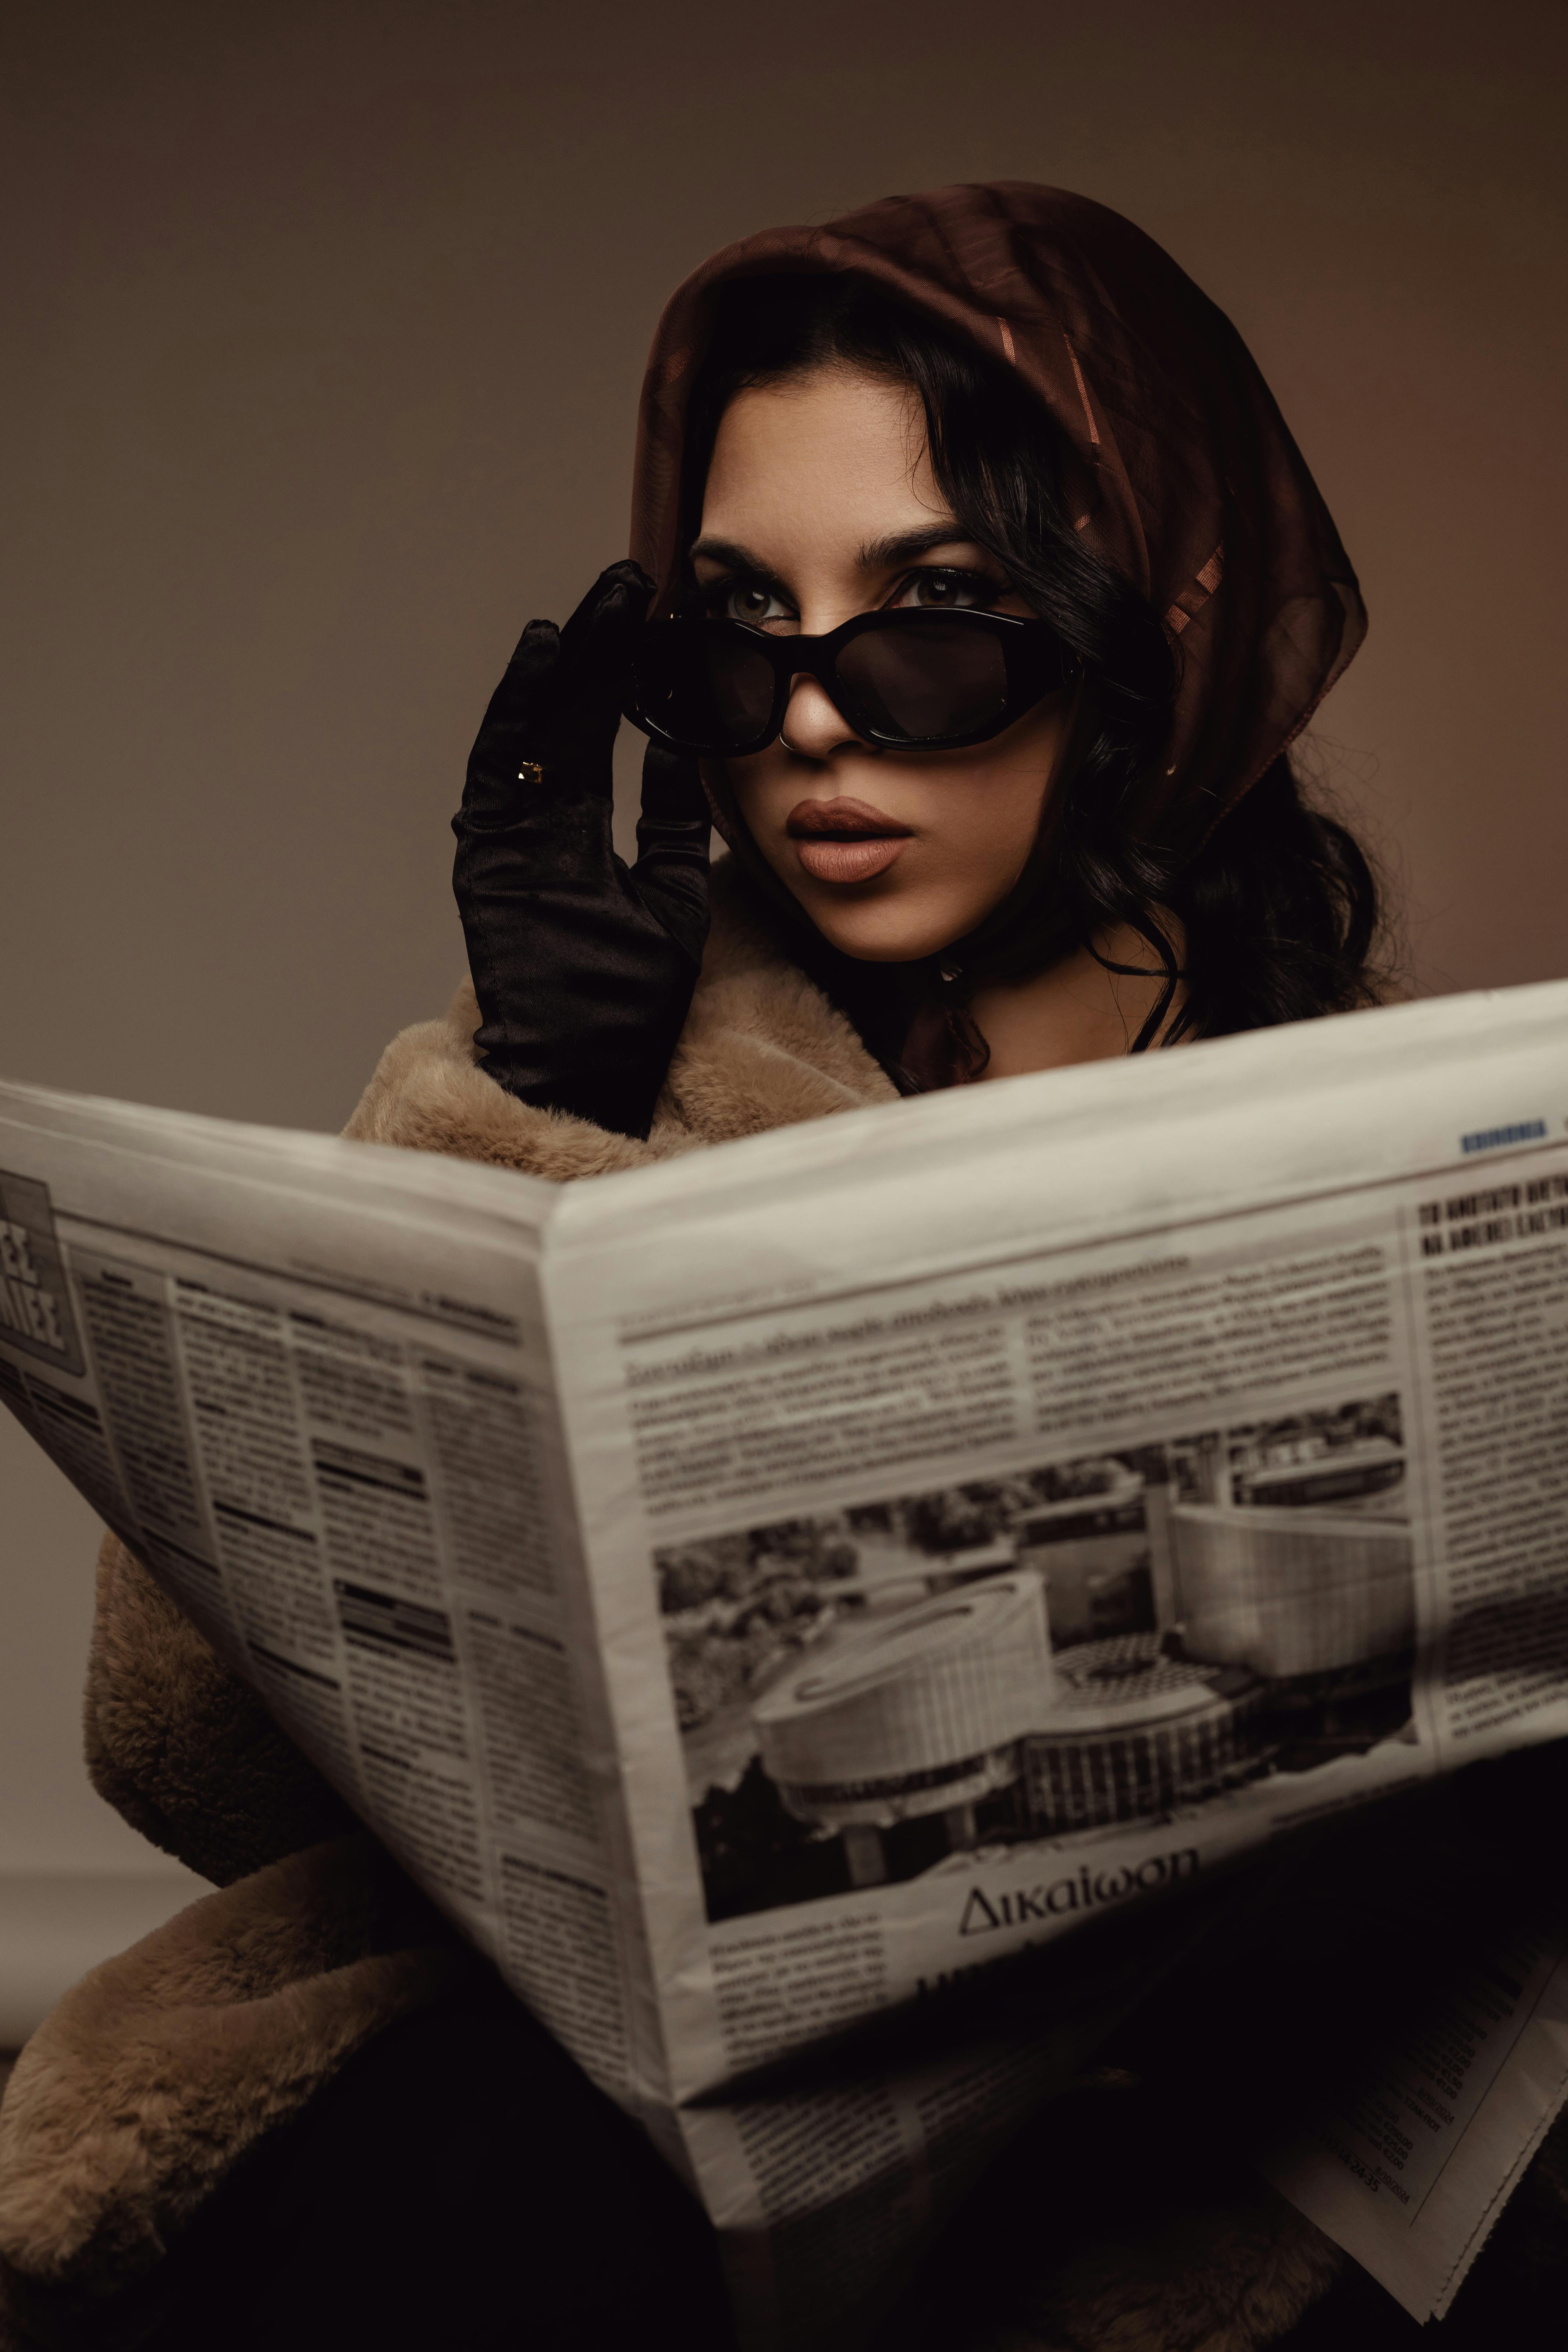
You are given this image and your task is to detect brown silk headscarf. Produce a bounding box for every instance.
[629,181,1365,859]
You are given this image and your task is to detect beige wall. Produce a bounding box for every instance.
[2,0,1565,1883]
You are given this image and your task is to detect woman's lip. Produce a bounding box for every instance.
[794,836,909,884]
[786,796,911,838]
[786,796,912,883]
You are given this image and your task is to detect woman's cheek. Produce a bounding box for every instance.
[926,768,1043,907]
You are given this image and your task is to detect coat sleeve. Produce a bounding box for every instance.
[85,1530,358,1886]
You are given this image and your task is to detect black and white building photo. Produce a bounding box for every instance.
[659,1395,1416,1919]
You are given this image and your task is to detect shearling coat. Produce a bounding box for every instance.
[1,861,1561,2349]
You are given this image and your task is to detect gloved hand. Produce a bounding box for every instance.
[451,561,711,1141]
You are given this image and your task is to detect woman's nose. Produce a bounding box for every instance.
[778,674,866,759]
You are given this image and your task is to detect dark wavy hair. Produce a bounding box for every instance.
[681,274,1387,1071]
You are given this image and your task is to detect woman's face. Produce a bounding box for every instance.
[695,366,1075,963]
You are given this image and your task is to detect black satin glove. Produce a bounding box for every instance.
[451,562,711,1141]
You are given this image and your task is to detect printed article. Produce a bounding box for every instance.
[0,1112,647,2106]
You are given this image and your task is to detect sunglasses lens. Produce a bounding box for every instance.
[634,622,777,754]
[836,617,1010,743]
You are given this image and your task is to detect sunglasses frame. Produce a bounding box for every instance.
[628,606,1074,757]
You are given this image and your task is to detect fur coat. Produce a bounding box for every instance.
[1,862,1561,2349]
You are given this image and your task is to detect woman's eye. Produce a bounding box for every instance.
[892,568,1000,611]
[723,580,793,627]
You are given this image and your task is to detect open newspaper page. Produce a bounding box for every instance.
[0,1083,669,2125]
[8,974,1568,2348]
[538,975,1568,2346]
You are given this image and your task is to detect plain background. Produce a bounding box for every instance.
[1,1,1565,1928]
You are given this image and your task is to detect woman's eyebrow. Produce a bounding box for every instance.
[688,535,776,578]
[690,525,978,578]
[857,522,974,568]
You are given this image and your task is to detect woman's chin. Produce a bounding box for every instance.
[798,890,972,965]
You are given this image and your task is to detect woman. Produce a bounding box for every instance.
[13,184,1546,2352]
[388,184,1375,1201]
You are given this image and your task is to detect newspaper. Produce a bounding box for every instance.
[7,975,1568,2342]
[1265,1915,1568,2321]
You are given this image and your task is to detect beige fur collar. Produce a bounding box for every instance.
[343,856,898,1179]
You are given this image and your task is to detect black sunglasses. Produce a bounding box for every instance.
[628,606,1073,758]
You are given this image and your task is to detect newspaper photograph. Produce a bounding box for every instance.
[664,1398,1414,1924]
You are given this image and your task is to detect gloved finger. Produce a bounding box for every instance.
[504,616,562,676]
[557,560,655,704]
[632,744,711,965]
[635,743,711,851]
[484,617,560,722]
[558,559,654,658]
[458,620,563,823]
